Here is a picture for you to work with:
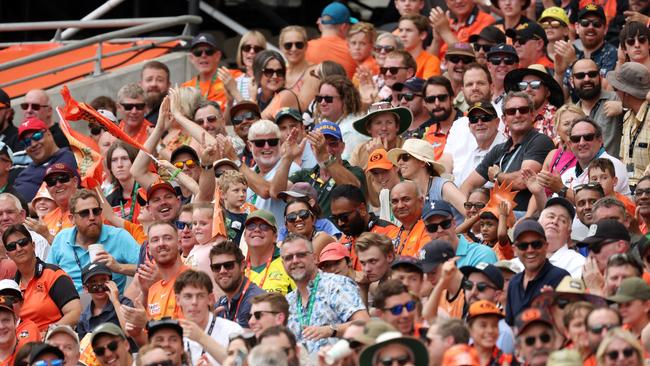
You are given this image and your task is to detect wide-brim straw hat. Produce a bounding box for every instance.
[387,138,445,176]
[353,102,412,137]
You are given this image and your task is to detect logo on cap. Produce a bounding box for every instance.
[476,262,489,270]
[521,308,542,321]
[516,23,529,31]
[369,152,382,162]
[418,249,426,261]
[585,3,598,10]
[199,36,207,42]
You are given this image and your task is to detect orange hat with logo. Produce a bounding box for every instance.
[442,344,480,366]
[366,149,394,172]
[468,300,504,320]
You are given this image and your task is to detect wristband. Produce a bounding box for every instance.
[168,168,182,182]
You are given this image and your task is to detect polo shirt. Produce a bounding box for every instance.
[305,35,357,78]
[77,295,134,340]
[16,319,40,351]
[148,265,188,320]
[217,278,266,328]
[577,90,622,157]
[455,235,498,268]
[560,149,631,196]
[414,51,441,79]
[14,147,78,202]
[393,220,429,257]
[505,260,570,325]
[511,244,585,279]
[47,224,141,293]
[43,207,73,238]
[475,129,554,210]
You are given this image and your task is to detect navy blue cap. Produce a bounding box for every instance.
[392,77,426,93]
[190,33,219,50]
[460,262,505,290]
[544,197,576,220]
[391,256,424,273]
[417,240,455,273]
[513,219,546,241]
[422,200,454,221]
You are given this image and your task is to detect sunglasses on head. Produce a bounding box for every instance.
[211,260,237,272]
[74,207,103,218]
[21,130,46,146]
[173,159,197,169]
[232,111,258,125]
[144,361,174,366]
[446,55,474,64]
[283,41,305,50]
[380,66,409,75]
[286,209,311,223]
[374,44,395,53]
[378,355,412,366]
[579,18,604,28]
[425,219,453,233]
[94,339,120,356]
[397,92,421,101]
[120,103,145,111]
[424,94,449,103]
[384,300,417,316]
[242,44,264,53]
[541,20,564,29]
[503,106,531,116]
[315,95,337,103]
[4,237,30,252]
[626,35,648,46]
[606,347,636,361]
[589,323,618,334]
[262,68,285,78]
[192,48,217,57]
[517,80,543,91]
[462,279,496,292]
[245,222,273,232]
[488,56,517,66]
[573,70,599,80]
[472,43,493,53]
[524,332,552,346]
[515,240,545,251]
[20,103,49,111]
[468,114,495,124]
[45,174,72,187]
[251,138,280,148]
[195,115,219,126]
[174,220,192,230]
[569,132,596,143]
[464,202,486,210]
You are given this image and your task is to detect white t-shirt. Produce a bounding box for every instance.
[560,151,631,196]
[185,313,243,366]
[31,230,49,260]
[247,160,300,227]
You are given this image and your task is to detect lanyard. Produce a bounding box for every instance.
[229,279,251,322]
[629,108,648,159]
[195,73,217,98]
[551,149,575,176]
[119,182,140,221]
[392,226,408,256]
[72,247,84,273]
[185,315,217,356]
[498,143,522,172]
[245,254,273,288]
[296,273,321,329]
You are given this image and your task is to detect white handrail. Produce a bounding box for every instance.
[58,0,128,40]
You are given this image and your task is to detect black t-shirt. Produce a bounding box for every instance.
[225,210,248,246]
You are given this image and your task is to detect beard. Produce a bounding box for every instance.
[79,223,102,243]
[429,107,453,123]
[575,82,601,100]
[347,215,366,237]
[218,274,242,293]
[144,89,165,108]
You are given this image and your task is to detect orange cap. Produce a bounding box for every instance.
[366,148,394,172]
[468,300,504,320]
[442,344,480,366]
[318,242,351,262]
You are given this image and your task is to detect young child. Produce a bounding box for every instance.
[587,158,635,217]
[478,201,513,260]
[217,170,255,246]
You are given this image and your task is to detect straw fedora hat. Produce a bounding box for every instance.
[387,138,445,176]
[353,102,412,136]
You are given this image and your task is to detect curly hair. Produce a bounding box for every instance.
[315,75,361,122]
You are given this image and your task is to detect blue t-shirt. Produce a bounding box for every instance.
[15,147,78,202]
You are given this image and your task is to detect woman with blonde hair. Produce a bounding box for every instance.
[596,327,644,366]
[235,30,267,101]
[279,26,314,92]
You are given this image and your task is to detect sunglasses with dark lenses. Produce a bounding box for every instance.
[425,219,453,233]
[462,279,496,292]
[589,324,618,334]
[541,20,564,29]
[515,240,545,251]
[315,95,337,103]
[424,94,449,103]
[446,55,475,64]
[210,260,237,272]
[173,159,197,169]
[579,19,604,28]
[488,56,517,66]
[242,45,264,53]
[21,130,46,146]
[195,115,219,126]
[251,138,280,148]
[33,360,64,366]
[192,48,217,57]
[232,111,257,125]
[378,355,412,366]
[45,174,72,187]
[286,209,311,223]
[144,361,174,366]
[74,207,103,218]
[569,133,596,143]
[636,188,650,198]
[374,45,396,53]
[397,93,421,101]
[472,43,493,53]
[89,124,106,136]
[94,339,120,356]
[468,114,495,124]
[174,220,193,230]
[385,300,417,316]
[573,70,599,80]
[331,211,354,223]
[503,106,531,116]
[606,347,636,361]
[517,80,543,90]
[380,66,409,75]
[464,202,486,210]
[4,237,30,252]
[554,298,571,309]
[626,35,648,46]
[120,103,146,111]
[524,333,552,346]
[245,222,273,231]
[397,154,412,162]
[249,310,279,320]
[20,103,49,111]
[262,68,285,78]
[283,42,305,50]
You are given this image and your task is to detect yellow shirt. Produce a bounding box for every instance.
[247,253,295,295]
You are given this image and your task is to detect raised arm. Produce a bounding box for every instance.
[269,128,305,198]
[131,98,169,189]
[168,88,219,146]
[307,131,360,187]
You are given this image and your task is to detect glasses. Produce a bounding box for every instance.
[569,133,596,143]
[445,55,474,64]
[33,361,64,366]
[380,66,409,75]
[554,298,571,309]
[44,174,72,187]
[144,361,174,366]
[462,279,496,292]
[626,35,648,46]
[249,310,279,320]
[90,124,106,135]
[232,111,258,125]
[488,56,517,66]
[524,333,552,346]
[574,182,603,196]
[20,103,50,111]
[606,347,636,361]
[635,188,650,197]
[242,44,263,53]
[579,19,604,28]
[175,220,193,230]
[378,355,412,366]
[173,159,197,169]
[589,324,618,334]
[472,43,493,53]
[315,95,339,103]
[541,20,564,29]
[282,250,311,262]
[286,209,311,223]
[120,103,145,111]
[503,106,531,116]
[573,70,599,80]
[192,48,216,57]
[425,219,453,233]
[515,240,545,251]
[397,153,412,162]
[251,138,280,148]
[94,339,120,356]
[262,68,285,78]
[464,202,486,210]
[245,222,273,232]
[73,207,103,218]
[424,94,449,103]
[468,114,495,124]
[384,300,417,316]
[517,80,543,90]
[210,260,237,272]
[397,92,421,101]
[331,210,355,223]
[283,41,305,50]
[4,237,30,252]
[195,115,219,126]
[374,44,395,53]
[21,130,46,146]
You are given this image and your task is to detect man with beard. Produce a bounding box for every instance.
[21,89,69,148]
[0,193,49,260]
[389,181,428,257]
[116,83,151,146]
[418,76,462,159]
[330,184,398,271]
[47,189,139,293]
[572,59,622,157]
[393,77,429,139]
[281,233,369,354]
[91,323,133,366]
[574,4,617,75]
[373,280,416,336]
[513,308,560,366]
[193,101,226,138]
[229,101,261,167]
[140,61,170,125]
[486,44,519,110]
[211,241,266,328]
[39,163,78,239]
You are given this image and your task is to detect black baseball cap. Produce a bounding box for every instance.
[513,219,546,242]
[190,33,219,50]
[82,263,112,284]
[460,262,504,290]
[392,77,426,93]
[506,22,548,45]
[577,3,606,21]
[29,344,64,365]
[544,197,576,220]
[467,101,497,117]
[0,88,9,108]
[391,256,424,273]
[417,240,455,273]
[146,317,183,339]
[577,219,631,249]
[171,145,200,164]
[486,44,519,60]
[468,26,506,45]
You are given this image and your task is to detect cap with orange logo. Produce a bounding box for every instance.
[468,300,504,320]
[514,307,554,336]
[366,149,394,172]
[441,344,480,366]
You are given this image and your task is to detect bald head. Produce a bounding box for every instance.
[571,58,598,73]
[23,89,52,125]
[390,180,424,224]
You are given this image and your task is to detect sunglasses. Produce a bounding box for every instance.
[262,68,285,78]
[331,210,355,223]
[524,333,552,346]
[541,20,565,29]
[94,339,120,356]
[286,209,311,223]
[635,188,650,198]
[315,95,338,103]
[174,220,193,230]
[210,260,237,272]
[74,207,103,218]
[251,138,280,148]
[569,133,596,143]
[397,153,412,162]
[472,43,493,53]
[192,48,216,57]
[424,94,449,103]
[606,347,636,361]
[589,324,618,334]
[463,279,497,292]
[282,250,311,262]
[503,106,531,116]
[464,202,486,210]
[242,44,264,53]
[249,310,279,320]
[45,174,72,187]
[173,159,197,169]
[517,80,543,90]
[232,111,258,125]
[446,55,474,64]
[33,361,64,366]
[21,130,46,146]
[573,70,599,80]
[374,44,395,53]
[579,19,604,28]
[283,41,305,50]
[384,300,417,316]
[574,182,603,196]
[554,298,571,309]
[20,103,50,111]
[5,237,30,252]
[195,115,219,126]
[144,361,174,366]
[378,355,412,366]
[90,124,106,136]
[120,103,145,111]
[425,219,453,233]
[468,114,495,124]
[397,92,421,101]
[380,66,409,75]
[515,240,545,251]
[245,222,273,232]
[488,56,517,66]
[626,35,648,46]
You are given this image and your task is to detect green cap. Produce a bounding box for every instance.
[547,350,582,366]
[353,319,396,345]
[607,277,650,303]
[244,209,277,231]
[91,323,125,346]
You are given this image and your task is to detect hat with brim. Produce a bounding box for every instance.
[244,209,277,231]
[387,139,445,176]
[353,319,397,345]
[228,100,261,123]
[504,64,564,107]
[606,62,650,100]
[359,332,429,366]
[532,276,608,308]
[214,158,239,171]
[353,104,412,137]
[91,323,126,346]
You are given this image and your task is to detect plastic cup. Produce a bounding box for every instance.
[88,244,104,262]
[324,339,351,365]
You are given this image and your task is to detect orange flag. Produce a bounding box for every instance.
[212,187,227,238]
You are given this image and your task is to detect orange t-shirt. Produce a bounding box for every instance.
[440,9,496,57]
[119,119,151,147]
[534,55,554,70]
[123,221,147,245]
[415,51,441,79]
[361,57,380,76]
[181,69,243,108]
[16,319,40,350]
[493,241,515,260]
[423,124,448,160]
[43,207,73,237]
[147,265,188,320]
[614,192,637,218]
[306,35,358,78]
[394,220,430,257]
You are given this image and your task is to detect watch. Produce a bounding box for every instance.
[329,324,338,337]
[323,155,338,168]
[558,186,569,198]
